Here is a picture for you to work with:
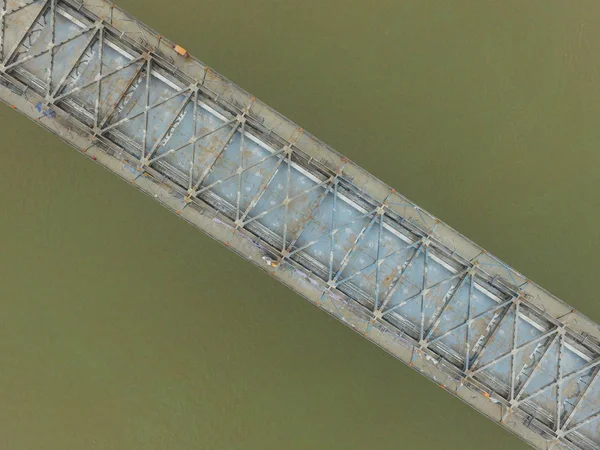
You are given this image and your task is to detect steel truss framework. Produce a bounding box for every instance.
[0,1,598,448]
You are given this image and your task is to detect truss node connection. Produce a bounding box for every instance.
[0,1,598,448]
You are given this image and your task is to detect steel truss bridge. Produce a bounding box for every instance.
[0,1,599,448]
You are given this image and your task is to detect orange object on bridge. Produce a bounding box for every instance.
[174,45,189,58]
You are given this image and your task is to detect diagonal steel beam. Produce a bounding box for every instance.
[286,208,376,259]
[514,333,559,402]
[467,302,513,373]
[275,167,347,268]
[237,148,287,223]
[427,296,514,346]
[52,54,143,103]
[2,0,49,66]
[236,128,304,224]
[6,21,96,72]
[198,146,287,199]
[560,366,600,432]
[282,158,348,262]
[330,211,379,283]
[381,266,469,318]
[564,410,600,434]
[191,118,242,192]
[147,115,236,167]
[242,170,331,228]
[142,90,196,162]
[148,114,233,165]
[102,82,191,133]
[49,25,99,99]
[330,193,393,284]
[335,242,421,289]
[518,358,600,406]
[187,98,256,198]
[422,272,470,343]
[98,58,145,129]
[470,327,557,376]
[373,242,424,319]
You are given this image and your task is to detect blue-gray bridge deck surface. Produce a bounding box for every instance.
[0,1,598,449]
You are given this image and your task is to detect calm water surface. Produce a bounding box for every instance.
[1,1,600,448]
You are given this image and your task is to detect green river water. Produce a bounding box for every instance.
[1,1,600,448]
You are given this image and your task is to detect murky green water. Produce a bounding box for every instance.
[1,1,600,448]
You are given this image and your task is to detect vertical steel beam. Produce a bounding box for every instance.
[418,246,429,342]
[281,149,292,250]
[464,273,475,371]
[189,87,199,191]
[234,117,245,221]
[555,332,565,431]
[0,0,6,58]
[509,300,520,403]
[140,57,151,159]
[93,26,103,128]
[327,180,338,281]
[44,0,55,96]
[373,204,385,311]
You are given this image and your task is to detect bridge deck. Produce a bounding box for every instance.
[0,1,598,448]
